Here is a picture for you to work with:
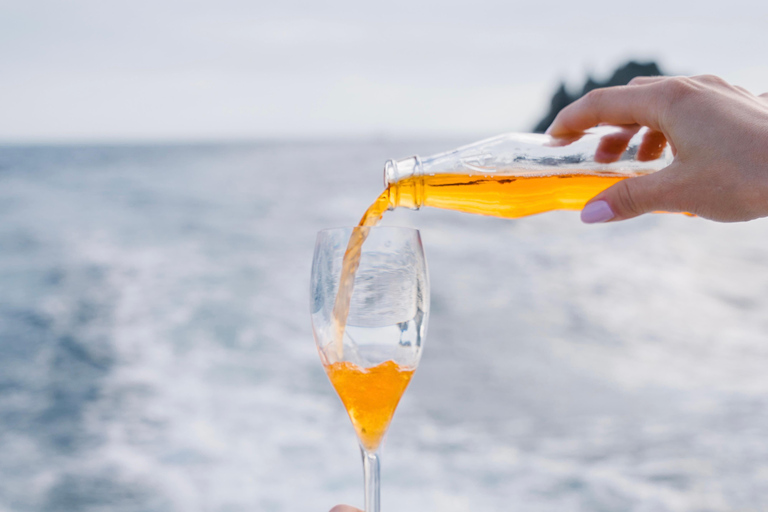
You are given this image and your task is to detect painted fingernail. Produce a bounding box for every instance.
[581,200,615,223]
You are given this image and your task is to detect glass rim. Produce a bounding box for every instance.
[315,225,421,236]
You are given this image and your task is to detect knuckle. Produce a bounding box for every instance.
[663,76,698,103]
[628,76,660,86]
[695,74,726,86]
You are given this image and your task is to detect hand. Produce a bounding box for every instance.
[329,506,362,512]
[547,75,768,223]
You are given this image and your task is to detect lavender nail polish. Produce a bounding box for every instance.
[581,200,615,223]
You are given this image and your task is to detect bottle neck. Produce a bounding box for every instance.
[383,156,424,210]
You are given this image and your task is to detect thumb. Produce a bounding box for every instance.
[580,166,678,223]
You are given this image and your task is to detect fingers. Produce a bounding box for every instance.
[555,125,669,164]
[594,126,669,163]
[581,164,680,223]
[594,125,641,163]
[329,506,363,512]
[637,129,668,161]
[547,84,664,136]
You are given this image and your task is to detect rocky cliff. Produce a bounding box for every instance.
[533,61,665,133]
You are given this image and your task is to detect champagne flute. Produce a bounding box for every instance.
[311,226,429,512]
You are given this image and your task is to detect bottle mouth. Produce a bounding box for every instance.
[382,156,424,211]
[384,159,396,188]
[383,156,421,187]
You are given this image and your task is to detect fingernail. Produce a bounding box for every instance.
[545,125,553,134]
[581,200,614,223]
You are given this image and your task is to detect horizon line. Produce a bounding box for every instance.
[0,131,498,147]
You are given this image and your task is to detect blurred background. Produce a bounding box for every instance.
[2,1,768,511]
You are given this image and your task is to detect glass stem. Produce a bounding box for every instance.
[361,447,380,512]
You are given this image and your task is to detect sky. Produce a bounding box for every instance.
[1,0,767,142]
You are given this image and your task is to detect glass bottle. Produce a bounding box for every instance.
[382,126,672,219]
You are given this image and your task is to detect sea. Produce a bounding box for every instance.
[1,140,768,512]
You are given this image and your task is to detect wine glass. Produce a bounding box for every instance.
[311,226,429,512]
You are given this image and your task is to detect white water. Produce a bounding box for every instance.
[1,141,768,511]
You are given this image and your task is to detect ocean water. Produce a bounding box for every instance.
[1,140,768,512]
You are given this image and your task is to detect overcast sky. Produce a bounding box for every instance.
[1,0,766,142]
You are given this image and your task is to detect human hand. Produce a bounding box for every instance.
[329,506,362,512]
[547,75,768,223]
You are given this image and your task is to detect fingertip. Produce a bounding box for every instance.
[581,200,615,223]
[545,120,570,137]
[545,112,571,137]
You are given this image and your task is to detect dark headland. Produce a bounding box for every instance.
[533,61,665,133]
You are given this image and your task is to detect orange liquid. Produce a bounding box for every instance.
[326,172,633,447]
[382,172,639,220]
[328,192,391,359]
[325,360,415,452]
[330,171,634,357]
